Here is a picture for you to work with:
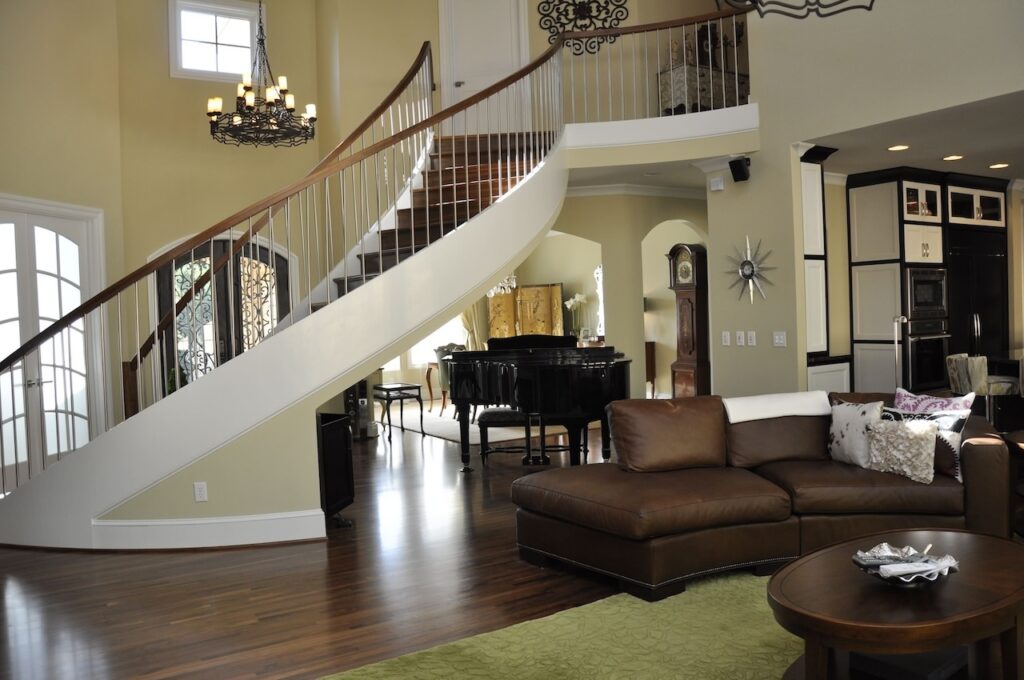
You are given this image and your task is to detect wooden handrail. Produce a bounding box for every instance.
[131,41,434,366]
[1,7,746,373]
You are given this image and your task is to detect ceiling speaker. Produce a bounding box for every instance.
[729,157,750,182]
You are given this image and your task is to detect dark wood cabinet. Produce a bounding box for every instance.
[667,244,710,398]
[946,226,1009,357]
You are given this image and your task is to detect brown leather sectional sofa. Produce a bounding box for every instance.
[510,392,1013,601]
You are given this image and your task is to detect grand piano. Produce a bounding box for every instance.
[446,343,631,470]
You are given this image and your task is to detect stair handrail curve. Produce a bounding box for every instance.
[0,41,433,375]
[0,8,749,493]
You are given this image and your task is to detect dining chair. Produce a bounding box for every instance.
[946,352,1019,422]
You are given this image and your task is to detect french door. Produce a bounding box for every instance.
[156,238,290,394]
[0,209,98,488]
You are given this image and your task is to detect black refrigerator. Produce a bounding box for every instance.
[946,226,1009,356]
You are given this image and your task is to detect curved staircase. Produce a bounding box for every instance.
[0,8,756,549]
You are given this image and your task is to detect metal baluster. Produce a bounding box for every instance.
[299,187,311,308]
[61,328,72,455]
[694,23,701,112]
[359,159,371,283]
[8,364,19,488]
[656,29,662,116]
[733,16,740,106]
[227,222,237,360]
[285,197,294,318]
[0,367,6,493]
[706,22,715,110]
[311,183,322,295]
[643,29,650,118]
[337,172,347,298]
[606,34,612,120]
[116,291,124,422]
[267,206,276,341]
[681,26,689,115]
[324,179,334,303]
[668,26,676,117]
[134,281,146,415]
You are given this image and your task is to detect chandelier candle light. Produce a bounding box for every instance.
[205,1,316,147]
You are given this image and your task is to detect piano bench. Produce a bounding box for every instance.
[478,408,576,466]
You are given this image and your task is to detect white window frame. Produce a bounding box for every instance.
[168,0,258,83]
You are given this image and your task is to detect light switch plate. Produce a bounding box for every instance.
[735,331,745,347]
[773,331,787,347]
[746,331,756,346]
[721,331,731,346]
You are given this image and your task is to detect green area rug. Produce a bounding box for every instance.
[325,573,802,679]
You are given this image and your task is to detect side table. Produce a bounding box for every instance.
[1002,431,1024,536]
[373,383,425,442]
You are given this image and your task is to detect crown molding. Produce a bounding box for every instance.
[565,183,706,201]
[824,172,847,186]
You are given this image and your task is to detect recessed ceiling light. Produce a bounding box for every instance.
[990,163,1009,169]
[888,144,910,151]
[943,155,963,161]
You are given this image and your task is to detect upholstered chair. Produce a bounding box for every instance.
[946,352,1019,422]
[434,343,466,416]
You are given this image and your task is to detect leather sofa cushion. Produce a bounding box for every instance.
[609,397,726,472]
[510,464,791,540]
[756,460,964,516]
[727,415,830,468]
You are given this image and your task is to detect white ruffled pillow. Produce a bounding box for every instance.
[867,420,939,484]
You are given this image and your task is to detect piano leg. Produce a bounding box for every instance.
[601,415,612,461]
[456,402,473,472]
[567,424,583,466]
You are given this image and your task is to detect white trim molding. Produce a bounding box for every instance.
[91,509,325,549]
[824,172,848,186]
[566,183,705,201]
[169,0,259,83]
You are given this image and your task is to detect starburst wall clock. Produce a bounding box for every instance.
[727,236,775,303]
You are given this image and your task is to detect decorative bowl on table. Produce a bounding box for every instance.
[852,542,959,588]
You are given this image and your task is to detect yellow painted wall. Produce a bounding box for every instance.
[0,0,126,281]
[824,180,850,357]
[515,232,602,332]
[116,0,320,269]
[641,219,707,397]
[553,193,707,397]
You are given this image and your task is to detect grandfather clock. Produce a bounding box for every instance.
[667,244,710,398]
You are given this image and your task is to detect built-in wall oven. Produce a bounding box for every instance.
[906,319,951,391]
[905,267,948,319]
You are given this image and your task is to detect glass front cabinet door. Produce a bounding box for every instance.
[947,186,1005,227]
[902,181,942,224]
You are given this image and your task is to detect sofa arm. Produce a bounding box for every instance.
[960,415,1012,537]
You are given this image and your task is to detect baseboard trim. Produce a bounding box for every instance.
[91,509,326,550]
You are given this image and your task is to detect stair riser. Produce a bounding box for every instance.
[412,185,501,208]
[431,150,540,170]
[435,134,543,155]
[397,203,481,230]
[423,164,530,187]
[379,225,456,249]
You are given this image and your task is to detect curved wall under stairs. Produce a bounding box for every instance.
[0,104,760,549]
[0,144,569,550]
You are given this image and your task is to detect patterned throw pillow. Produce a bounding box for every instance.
[880,407,971,482]
[867,420,939,484]
[828,401,883,468]
[894,388,975,413]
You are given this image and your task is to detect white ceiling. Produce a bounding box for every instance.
[811,90,1024,181]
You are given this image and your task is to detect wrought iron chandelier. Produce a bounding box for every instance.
[716,0,875,18]
[205,1,316,147]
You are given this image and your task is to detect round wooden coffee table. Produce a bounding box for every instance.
[768,529,1024,679]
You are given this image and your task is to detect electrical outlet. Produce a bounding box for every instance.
[193,481,208,503]
[735,331,745,347]
[773,331,787,348]
[721,331,731,346]
[746,330,756,347]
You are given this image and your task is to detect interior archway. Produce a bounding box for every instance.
[641,219,708,397]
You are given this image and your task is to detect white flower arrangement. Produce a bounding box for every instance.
[564,292,588,336]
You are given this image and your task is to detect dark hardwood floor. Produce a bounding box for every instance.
[0,419,616,680]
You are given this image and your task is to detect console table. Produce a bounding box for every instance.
[373,383,424,442]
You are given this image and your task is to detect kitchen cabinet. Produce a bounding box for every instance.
[851,263,901,341]
[903,224,943,264]
[902,181,942,224]
[849,182,900,262]
[947,186,1005,227]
